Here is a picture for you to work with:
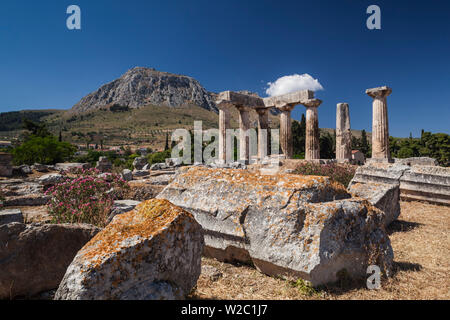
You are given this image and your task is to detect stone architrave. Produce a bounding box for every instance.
[366,86,392,160]
[336,103,352,161]
[263,90,314,159]
[215,91,265,164]
[302,99,322,160]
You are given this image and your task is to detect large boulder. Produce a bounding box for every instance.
[0,223,100,299]
[157,167,394,286]
[54,199,204,300]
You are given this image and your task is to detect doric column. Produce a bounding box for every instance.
[302,99,322,160]
[366,86,392,160]
[237,106,251,163]
[277,104,295,159]
[217,103,232,163]
[336,103,352,161]
[256,108,269,160]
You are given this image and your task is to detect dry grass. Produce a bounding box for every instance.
[189,201,450,300]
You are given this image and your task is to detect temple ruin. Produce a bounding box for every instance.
[215,85,393,164]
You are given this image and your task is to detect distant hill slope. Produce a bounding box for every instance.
[0,109,63,132]
[70,67,218,114]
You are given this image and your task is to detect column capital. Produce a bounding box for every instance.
[255,107,269,115]
[302,98,322,109]
[215,100,234,110]
[366,86,392,99]
[275,102,296,112]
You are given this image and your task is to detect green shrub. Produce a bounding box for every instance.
[12,136,76,165]
[147,149,172,165]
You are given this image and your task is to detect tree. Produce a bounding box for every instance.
[292,114,306,158]
[164,132,169,151]
[360,130,370,157]
[12,136,76,165]
[22,119,52,138]
[320,132,335,159]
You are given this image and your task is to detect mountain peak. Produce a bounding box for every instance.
[70,67,217,114]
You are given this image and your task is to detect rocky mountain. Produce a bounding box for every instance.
[70,67,218,114]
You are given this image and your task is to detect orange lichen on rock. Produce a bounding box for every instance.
[79,199,193,267]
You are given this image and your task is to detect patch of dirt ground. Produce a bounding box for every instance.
[189,201,450,300]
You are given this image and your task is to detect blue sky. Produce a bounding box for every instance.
[0,0,449,137]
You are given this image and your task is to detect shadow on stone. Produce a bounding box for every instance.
[387,220,423,235]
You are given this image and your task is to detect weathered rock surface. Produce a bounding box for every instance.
[38,173,64,186]
[70,67,218,114]
[133,156,148,170]
[350,163,450,206]
[31,163,48,172]
[157,167,393,286]
[55,163,90,172]
[150,163,168,171]
[127,180,165,201]
[0,179,49,206]
[0,153,13,177]
[348,182,400,226]
[0,209,23,225]
[394,157,438,166]
[107,200,142,224]
[54,199,204,300]
[121,169,133,181]
[96,157,112,172]
[0,223,100,299]
[132,169,150,177]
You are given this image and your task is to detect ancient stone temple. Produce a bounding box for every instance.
[216,90,316,162]
[336,103,352,161]
[366,86,392,161]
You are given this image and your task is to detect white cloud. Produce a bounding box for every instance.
[265,74,324,97]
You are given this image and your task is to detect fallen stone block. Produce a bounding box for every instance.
[55,163,90,172]
[3,194,50,206]
[0,209,23,225]
[348,182,400,226]
[38,173,65,186]
[54,199,204,300]
[122,169,133,181]
[132,169,150,177]
[150,163,168,171]
[400,165,450,206]
[395,157,438,166]
[0,223,100,299]
[133,156,148,170]
[126,180,165,201]
[31,163,49,172]
[157,167,393,286]
[107,199,142,224]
